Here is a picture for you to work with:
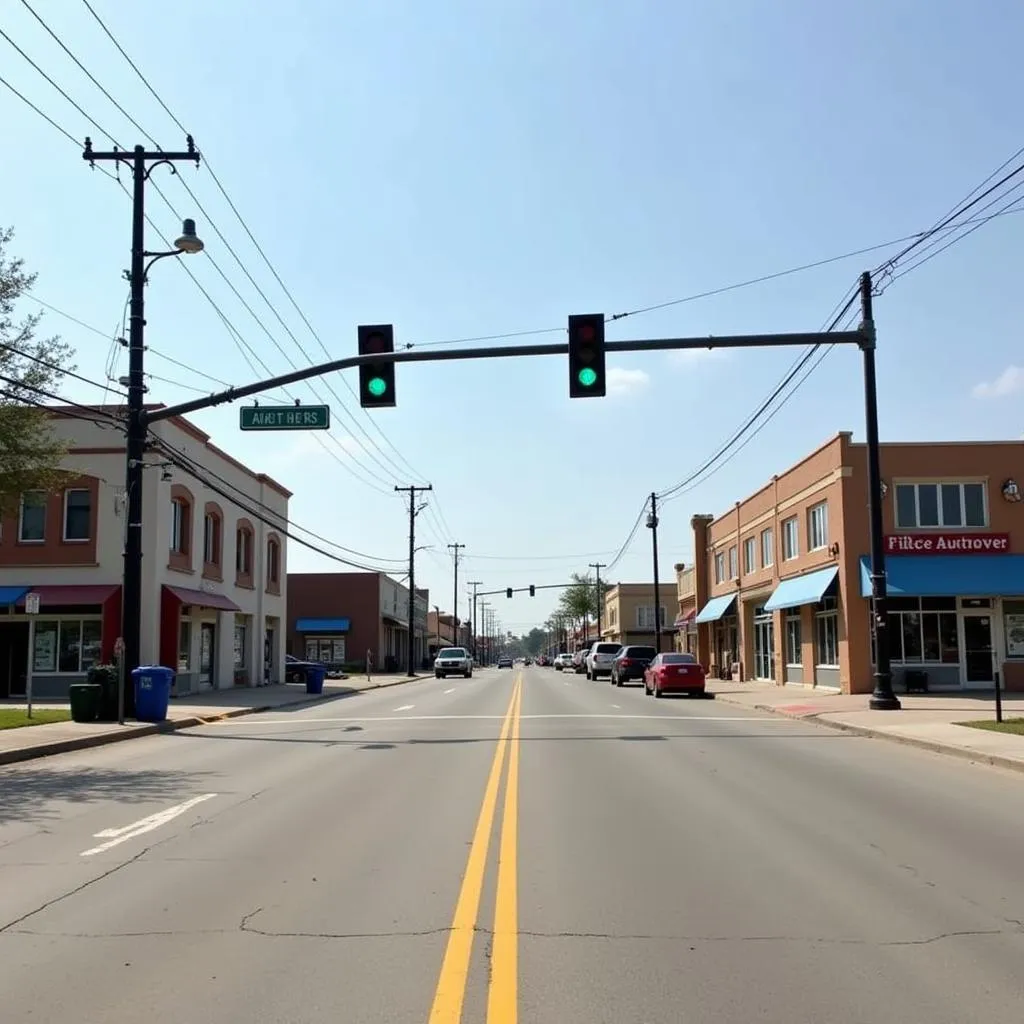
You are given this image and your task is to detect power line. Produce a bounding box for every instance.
[0,340,128,397]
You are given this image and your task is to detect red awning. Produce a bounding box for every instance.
[19,584,120,607]
[674,609,696,628]
[164,584,241,612]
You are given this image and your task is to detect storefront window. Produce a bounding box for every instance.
[234,622,247,668]
[32,618,102,673]
[886,597,959,664]
[178,620,191,672]
[305,636,346,664]
[785,610,802,665]
[1004,600,1024,660]
[815,596,839,667]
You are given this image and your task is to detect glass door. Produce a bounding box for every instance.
[199,623,216,690]
[961,613,993,686]
[753,607,775,681]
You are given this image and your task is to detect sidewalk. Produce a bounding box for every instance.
[708,679,1024,773]
[0,672,427,766]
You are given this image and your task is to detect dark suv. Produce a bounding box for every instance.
[610,645,658,686]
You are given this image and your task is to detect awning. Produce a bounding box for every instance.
[694,594,738,624]
[859,554,1024,598]
[673,609,696,628]
[17,584,119,607]
[382,613,408,628]
[0,586,30,606]
[765,566,839,612]
[163,584,241,612]
[296,617,350,633]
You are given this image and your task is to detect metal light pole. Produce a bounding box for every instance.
[83,138,202,713]
[647,493,662,653]
[590,561,607,637]
[860,272,900,710]
[396,485,432,675]
[467,581,482,662]
[448,542,465,646]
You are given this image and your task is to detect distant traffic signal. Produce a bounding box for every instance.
[568,313,606,398]
[506,587,513,598]
[357,324,396,408]
[529,585,535,597]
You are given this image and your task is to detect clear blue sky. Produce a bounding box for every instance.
[3,0,1022,636]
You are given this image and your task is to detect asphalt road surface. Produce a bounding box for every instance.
[1,666,1023,1022]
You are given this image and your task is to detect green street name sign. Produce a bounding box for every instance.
[239,405,331,430]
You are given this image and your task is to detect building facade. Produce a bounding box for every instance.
[287,572,429,673]
[691,432,1024,694]
[673,563,697,654]
[0,405,290,698]
[601,582,675,650]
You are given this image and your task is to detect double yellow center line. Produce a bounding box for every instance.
[428,673,523,1023]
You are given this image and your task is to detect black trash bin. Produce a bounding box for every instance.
[69,682,101,723]
[88,664,121,721]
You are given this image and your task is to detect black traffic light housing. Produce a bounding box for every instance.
[357,324,396,408]
[568,313,606,398]
[506,587,513,598]
[529,585,535,597]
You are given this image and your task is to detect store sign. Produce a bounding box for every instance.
[885,532,1011,555]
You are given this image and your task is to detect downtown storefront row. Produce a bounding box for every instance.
[688,433,1024,695]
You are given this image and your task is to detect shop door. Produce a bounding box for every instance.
[199,623,216,690]
[264,628,274,684]
[961,614,994,686]
[0,623,28,698]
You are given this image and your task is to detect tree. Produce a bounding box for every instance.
[523,627,547,656]
[557,572,613,627]
[0,227,73,513]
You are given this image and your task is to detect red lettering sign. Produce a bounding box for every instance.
[884,533,1011,555]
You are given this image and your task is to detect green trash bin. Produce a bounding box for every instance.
[88,664,120,721]
[69,682,102,723]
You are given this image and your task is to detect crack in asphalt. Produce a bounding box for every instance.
[0,834,177,934]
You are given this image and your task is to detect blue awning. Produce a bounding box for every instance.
[859,555,1024,598]
[0,586,30,606]
[765,566,839,612]
[296,617,351,633]
[694,594,738,624]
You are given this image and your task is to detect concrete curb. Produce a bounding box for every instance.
[0,674,428,767]
[710,690,1024,775]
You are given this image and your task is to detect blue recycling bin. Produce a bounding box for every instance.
[133,665,174,722]
[305,664,326,695]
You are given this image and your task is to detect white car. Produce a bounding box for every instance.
[586,642,623,680]
[553,653,572,671]
[435,647,473,679]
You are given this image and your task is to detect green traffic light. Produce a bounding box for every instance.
[577,367,598,387]
[367,377,388,397]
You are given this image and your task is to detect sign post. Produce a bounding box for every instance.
[114,636,126,725]
[25,592,39,718]
[239,405,330,431]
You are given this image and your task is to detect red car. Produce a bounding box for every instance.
[643,652,706,697]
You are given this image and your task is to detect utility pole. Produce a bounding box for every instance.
[467,580,483,663]
[861,272,900,710]
[396,484,432,675]
[647,493,662,653]
[448,542,465,646]
[83,138,202,713]
[589,561,607,637]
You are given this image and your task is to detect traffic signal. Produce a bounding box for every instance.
[568,313,606,398]
[357,324,396,408]
[506,587,513,598]
[529,585,535,597]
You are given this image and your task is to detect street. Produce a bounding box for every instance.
[1,667,1023,1022]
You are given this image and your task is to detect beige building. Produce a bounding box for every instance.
[601,582,674,651]
[673,563,697,654]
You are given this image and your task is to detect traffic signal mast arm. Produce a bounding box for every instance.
[141,330,864,425]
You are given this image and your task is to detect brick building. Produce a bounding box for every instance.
[691,432,1024,694]
[287,572,428,673]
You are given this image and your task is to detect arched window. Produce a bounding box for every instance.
[265,532,282,594]
[169,484,195,572]
[202,501,224,579]
[235,517,255,586]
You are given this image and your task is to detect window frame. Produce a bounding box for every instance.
[714,551,725,584]
[785,609,802,666]
[727,545,738,579]
[807,501,828,551]
[636,605,667,629]
[31,617,103,674]
[894,481,988,530]
[19,490,47,543]
[743,536,756,574]
[761,527,774,568]
[170,498,188,554]
[62,488,91,542]
[782,516,799,561]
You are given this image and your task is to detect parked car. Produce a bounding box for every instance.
[553,653,572,671]
[284,653,325,685]
[610,645,658,686]
[497,655,514,669]
[435,647,473,679]
[571,645,594,674]
[586,642,622,680]
[643,652,706,697]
